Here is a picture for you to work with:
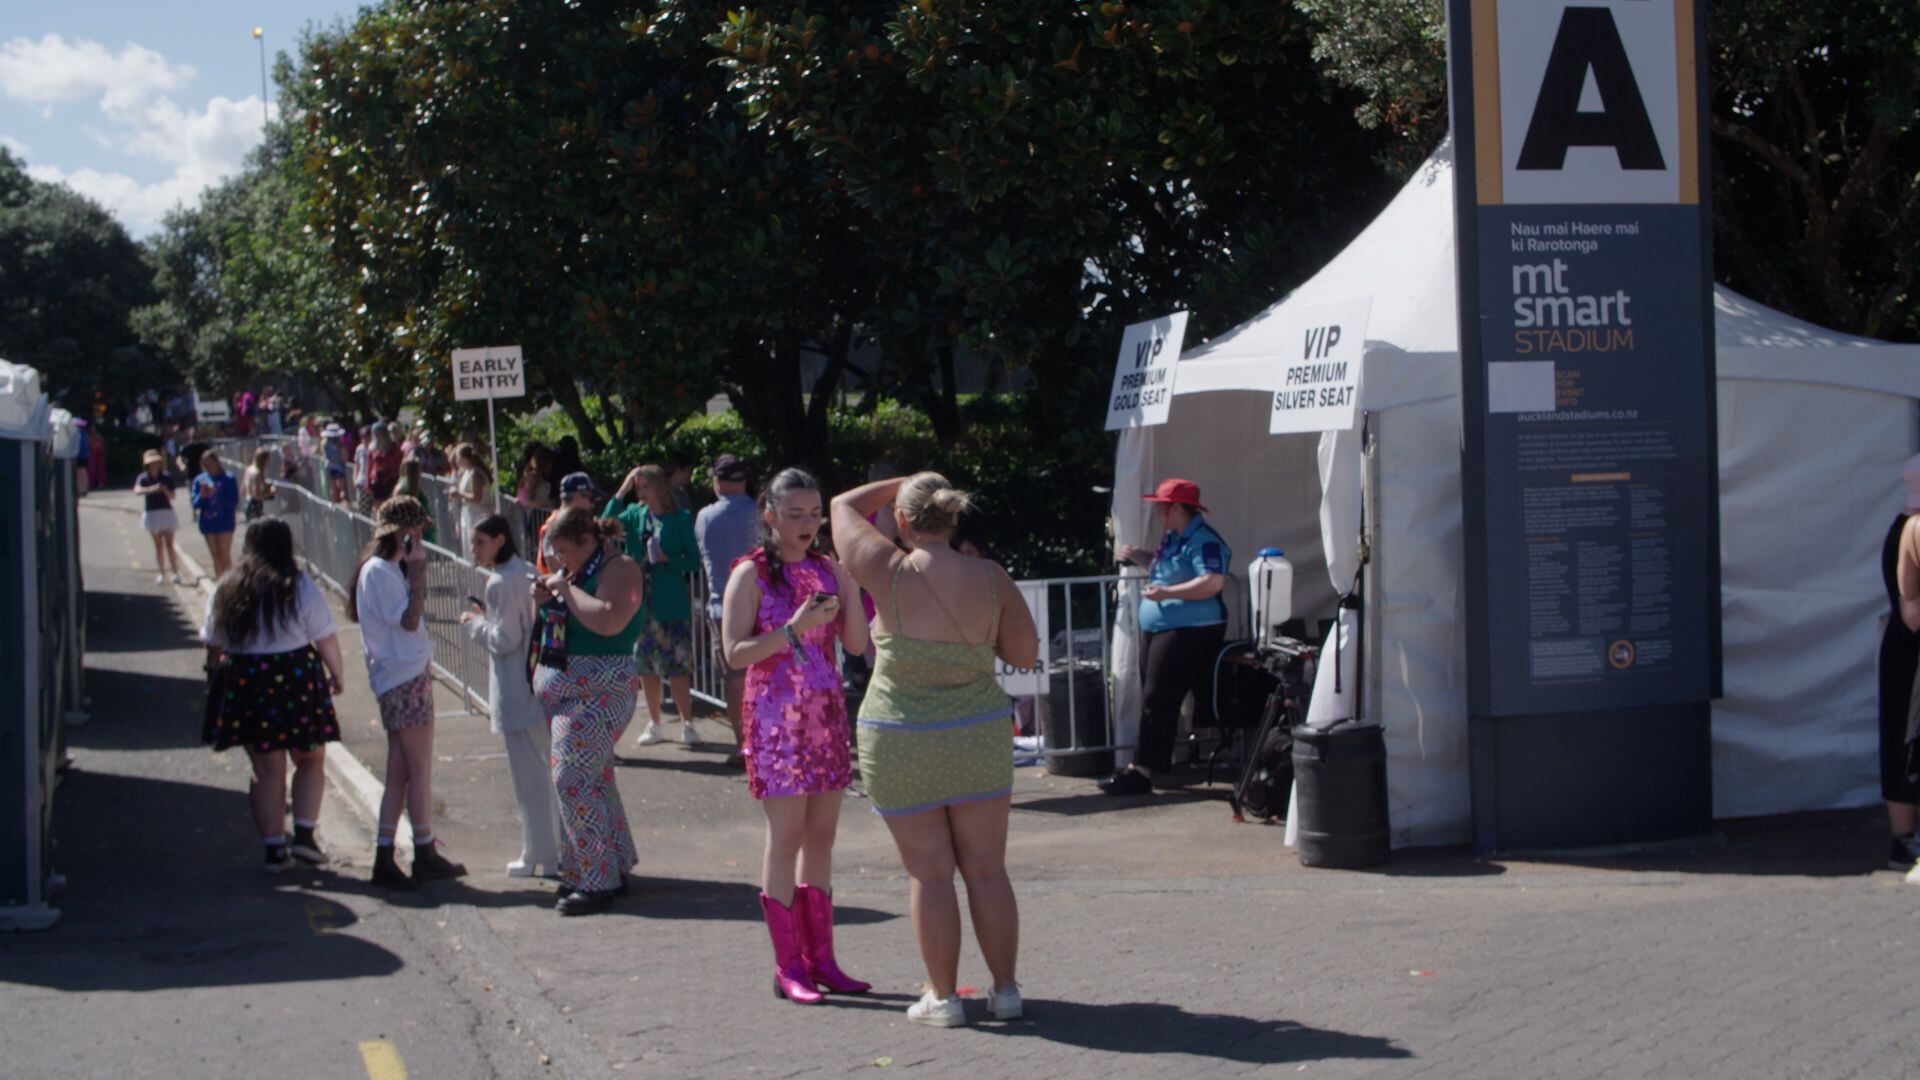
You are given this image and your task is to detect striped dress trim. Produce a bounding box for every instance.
[856,705,1012,733]
[873,785,1015,819]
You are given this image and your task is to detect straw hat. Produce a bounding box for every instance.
[141,449,165,467]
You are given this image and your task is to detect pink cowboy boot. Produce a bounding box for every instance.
[760,893,824,1004]
[794,883,872,994]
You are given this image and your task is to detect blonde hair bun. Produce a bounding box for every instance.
[897,471,975,535]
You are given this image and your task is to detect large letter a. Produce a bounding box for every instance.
[1516,7,1665,171]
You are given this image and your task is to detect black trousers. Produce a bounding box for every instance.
[1137,623,1227,774]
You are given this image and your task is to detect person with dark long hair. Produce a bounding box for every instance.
[349,496,468,890]
[200,519,348,872]
[832,472,1039,1027]
[721,468,871,1004]
[460,514,563,879]
[533,507,646,915]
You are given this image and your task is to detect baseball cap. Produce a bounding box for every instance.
[559,471,601,498]
[1142,478,1208,513]
[711,453,750,482]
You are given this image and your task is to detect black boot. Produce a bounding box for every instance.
[412,842,468,882]
[371,846,417,890]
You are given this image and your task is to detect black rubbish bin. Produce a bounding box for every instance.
[1042,663,1113,778]
[1291,721,1389,868]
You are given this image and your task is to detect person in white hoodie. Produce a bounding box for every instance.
[461,513,563,879]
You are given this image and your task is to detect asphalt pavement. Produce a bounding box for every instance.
[2,492,1916,1079]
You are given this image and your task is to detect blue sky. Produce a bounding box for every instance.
[1,1,372,237]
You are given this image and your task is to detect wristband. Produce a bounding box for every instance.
[783,625,801,652]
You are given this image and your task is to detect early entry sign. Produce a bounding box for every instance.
[451,346,527,401]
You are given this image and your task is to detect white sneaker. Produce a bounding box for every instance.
[635,721,666,746]
[154,574,167,585]
[679,718,701,746]
[173,573,189,585]
[988,984,1023,1020]
[907,990,967,1028]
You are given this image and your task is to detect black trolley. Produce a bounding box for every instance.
[1226,636,1317,824]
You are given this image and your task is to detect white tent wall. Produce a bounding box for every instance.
[1107,142,1920,847]
[1369,396,1472,846]
[1713,378,1912,818]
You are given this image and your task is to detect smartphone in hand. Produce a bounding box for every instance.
[466,595,485,612]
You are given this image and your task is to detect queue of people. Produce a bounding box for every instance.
[191,451,1043,1028]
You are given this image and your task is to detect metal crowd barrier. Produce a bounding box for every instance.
[213,436,728,719]
[1019,574,1139,769]
[212,439,1138,751]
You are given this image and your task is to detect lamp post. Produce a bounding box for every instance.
[252,27,269,129]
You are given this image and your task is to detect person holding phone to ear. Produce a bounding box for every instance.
[350,496,468,890]
[722,467,870,1004]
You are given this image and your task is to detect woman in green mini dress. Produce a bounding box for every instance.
[831,472,1039,1028]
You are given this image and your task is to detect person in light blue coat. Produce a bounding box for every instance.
[460,514,564,879]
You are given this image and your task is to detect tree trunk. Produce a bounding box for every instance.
[805,322,855,452]
[726,336,823,470]
[546,371,608,452]
[930,344,960,445]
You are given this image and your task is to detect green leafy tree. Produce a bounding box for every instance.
[0,149,163,405]
[715,1,1394,440]
[289,1,880,462]
[133,182,252,397]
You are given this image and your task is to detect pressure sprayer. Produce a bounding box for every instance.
[1247,547,1294,650]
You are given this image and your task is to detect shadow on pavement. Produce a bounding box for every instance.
[1013,790,1223,817]
[1355,848,1509,878]
[1492,807,1896,879]
[611,877,896,924]
[84,589,203,655]
[65,668,208,751]
[0,770,404,992]
[613,754,745,780]
[977,1001,1411,1064]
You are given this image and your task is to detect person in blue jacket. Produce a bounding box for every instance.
[191,448,242,579]
[1103,478,1232,797]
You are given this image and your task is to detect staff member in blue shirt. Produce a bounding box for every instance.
[190,449,243,580]
[1103,478,1231,797]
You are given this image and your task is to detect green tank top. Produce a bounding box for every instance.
[566,560,642,656]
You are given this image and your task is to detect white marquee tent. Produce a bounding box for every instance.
[1108,145,1920,847]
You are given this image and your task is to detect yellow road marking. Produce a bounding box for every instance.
[358,1039,407,1080]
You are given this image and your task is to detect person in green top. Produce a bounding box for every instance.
[605,463,703,747]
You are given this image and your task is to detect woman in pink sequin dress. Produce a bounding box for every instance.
[721,468,871,1005]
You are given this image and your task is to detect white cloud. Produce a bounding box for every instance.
[28,94,273,234]
[0,134,27,156]
[1,35,272,236]
[123,95,268,171]
[0,34,196,113]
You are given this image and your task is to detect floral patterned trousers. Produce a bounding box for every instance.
[535,656,639,892]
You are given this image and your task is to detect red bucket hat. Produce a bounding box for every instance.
[1143,478,1208,513]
